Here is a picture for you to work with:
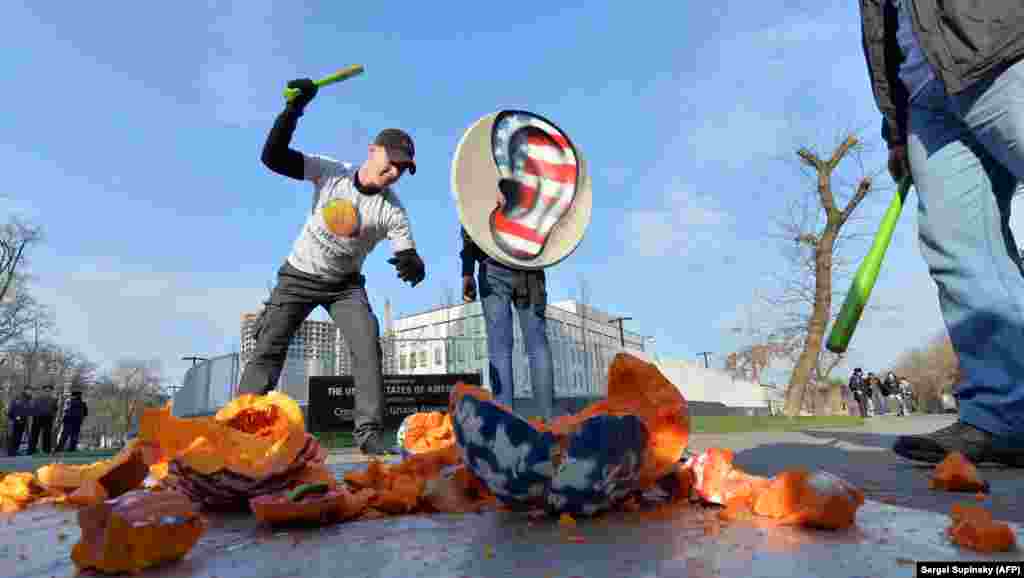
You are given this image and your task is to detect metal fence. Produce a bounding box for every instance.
[173,334,627,418]
[174,353,241,418]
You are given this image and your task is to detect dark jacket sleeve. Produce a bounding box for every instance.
[460,228,484,277]
[261,102,306,180]
[860,0,909,147]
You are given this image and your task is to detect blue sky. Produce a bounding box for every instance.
[5,1,1021,386]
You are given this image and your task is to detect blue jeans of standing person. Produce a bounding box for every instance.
[907,60,1024,444]
[478,258,554,420]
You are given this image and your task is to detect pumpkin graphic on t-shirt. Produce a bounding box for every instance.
[321,199,360,238]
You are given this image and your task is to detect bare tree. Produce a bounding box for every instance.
[108,359,165,442]
[0,273,53,350]
[6,317,56,391]
[766,132,883,417]
[0,217,44,304]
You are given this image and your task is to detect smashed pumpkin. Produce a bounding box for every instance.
[947,504,1017,553]
[343,443,496,516]
[71,489,207,574]
[449,353,688,516]
[687,447,770,507]
[0,472,49,513]
[548,353,690,489]
[685,448,864,530]
[752,470,864,530]
[930,452,989,493]
[139,392,327,509]
[36,439,155,503]
[250,483,374,526]
[397,411,456,456]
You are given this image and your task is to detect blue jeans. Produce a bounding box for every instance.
[478,259,554,420]
[907,60,1024,442]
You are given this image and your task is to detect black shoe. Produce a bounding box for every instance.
[892,421,1024,467]
[359,434,399,457]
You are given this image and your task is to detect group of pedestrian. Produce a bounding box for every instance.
[846,368,915,418]
[5,386,88,456]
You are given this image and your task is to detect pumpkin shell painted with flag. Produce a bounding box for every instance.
[452,392,650,516]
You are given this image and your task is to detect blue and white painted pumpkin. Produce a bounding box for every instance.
[451,393,648,516]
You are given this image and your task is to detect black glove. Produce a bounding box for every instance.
[286,78,318,112]
[387,249,426,287]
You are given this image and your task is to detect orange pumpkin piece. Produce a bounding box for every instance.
[0,472,48,512]
[139,392,309,480]
[930,452,989,493]
[71,489,207,574]
[34,440,152,501]
[400,412,456,454]
[138,392,327,509]
[66,478,109,507]
[947,504,1017,553]
[422,467,496,513]
[752,469,864,530]
[546,354,690,489]
[250,485,374,526]
[687,447,771,507]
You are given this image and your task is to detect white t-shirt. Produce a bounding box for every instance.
[286,154,415,281]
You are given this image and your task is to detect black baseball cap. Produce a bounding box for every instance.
[374,129,416,174]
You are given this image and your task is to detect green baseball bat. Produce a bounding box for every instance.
[827,174,913,354]
[283,64,365,102]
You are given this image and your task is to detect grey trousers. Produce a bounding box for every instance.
[238,262,384,446]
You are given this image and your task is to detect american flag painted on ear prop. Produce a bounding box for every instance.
[490,111,579,260]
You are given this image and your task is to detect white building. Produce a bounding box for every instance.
[239,310,352,404]
[653,358,774,412]
[387,299,646,399]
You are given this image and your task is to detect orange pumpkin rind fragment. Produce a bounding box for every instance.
[397,411,456,456]
[71,489,206,574]
[930,452,989,493]
[138,392,309,480]
[947,504,1017,553]
[752,469,864,530]
[35,439,154,500]
[0,472,49,511]
[250,486,374,526]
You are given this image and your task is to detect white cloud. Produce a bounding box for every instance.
[30,264,267,384]
[622,186,731,257]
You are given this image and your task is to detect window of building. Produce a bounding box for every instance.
[418,350,427,367]
[410,354,417,369]
[474,339,485,360]
[434,347,442,366]
[400,354,407,370]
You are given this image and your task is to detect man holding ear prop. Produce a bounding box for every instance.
[237,77,425,456]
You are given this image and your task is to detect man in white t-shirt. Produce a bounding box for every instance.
[237,78,426,456]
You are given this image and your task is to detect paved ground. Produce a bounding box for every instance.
[2,414,1022,578]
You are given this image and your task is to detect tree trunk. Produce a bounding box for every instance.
[784,229,837,416]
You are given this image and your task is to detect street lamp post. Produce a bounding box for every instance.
[181,356,208,367]
[609,316,633,348]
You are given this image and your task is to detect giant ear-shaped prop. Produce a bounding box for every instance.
[452,110,592,270]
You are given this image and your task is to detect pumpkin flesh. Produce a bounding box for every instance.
[947,504,1017,552]
[71,489,207,574]
[136,392,326,509]
[930,452,989,493]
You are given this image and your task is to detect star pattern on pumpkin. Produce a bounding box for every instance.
[490,421,535,478]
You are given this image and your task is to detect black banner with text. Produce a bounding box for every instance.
[307,373,482,431]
